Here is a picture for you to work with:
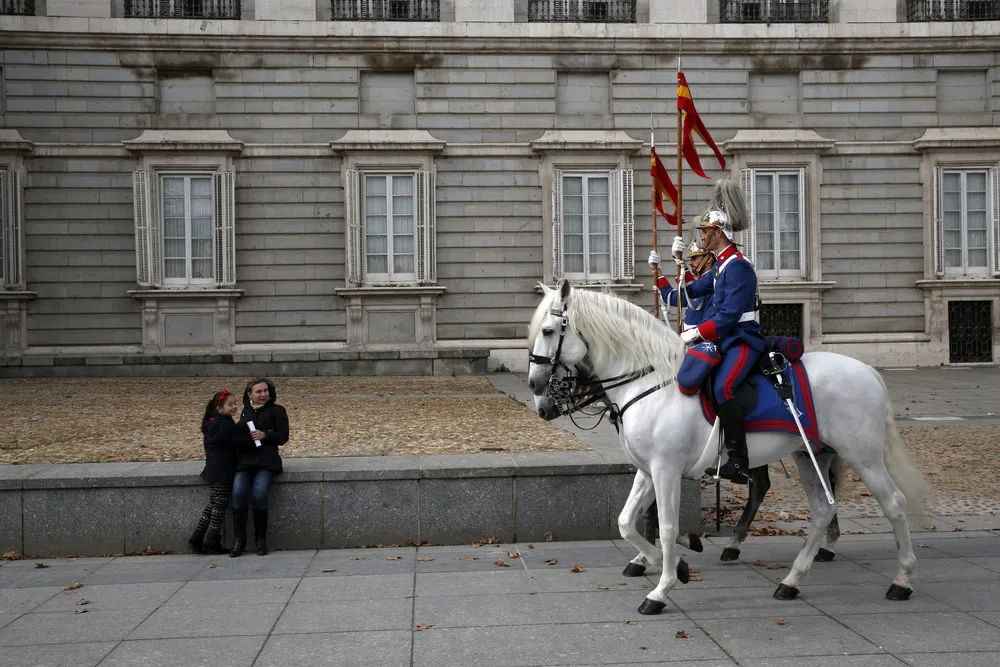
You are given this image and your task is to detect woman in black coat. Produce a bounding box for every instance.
[189,389,254,554]
[230,377,289,557]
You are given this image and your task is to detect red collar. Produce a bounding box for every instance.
[713,244,739,262]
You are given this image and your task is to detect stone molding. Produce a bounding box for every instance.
[331,130,446,154]
[335,286,447,346]
[122,130,245,155]
[128,288,243,353]
[912,128,1000,152]
[722,130,836,154]
[0,130,35,155]
[0,291,36,355]
[530,130,643,155]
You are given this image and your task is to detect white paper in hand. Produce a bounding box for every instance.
[247,420,262,447]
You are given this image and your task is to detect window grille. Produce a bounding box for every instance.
[528,0,637,23]
[759,303,804,339]
[124,1,241,19]
[719,0,828,23]
[948,300,993,363]
[907,0,1000,21]
[331,0,441,21]
[0,0,33,15]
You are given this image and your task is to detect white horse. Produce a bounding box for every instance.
[528,280,929,614]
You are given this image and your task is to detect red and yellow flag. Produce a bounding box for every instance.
[677,72,726,179]
[650,146,678,226]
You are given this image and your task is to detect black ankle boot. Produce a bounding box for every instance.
[253,509,268,556]
[230,508,248,558]
[705,399,750,484]
[202,532,228,555]
[188,529,207,555]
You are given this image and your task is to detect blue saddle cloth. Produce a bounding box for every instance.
[699,361,821,448]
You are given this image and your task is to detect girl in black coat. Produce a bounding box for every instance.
[189,389,254,554]
[230,377,289,557]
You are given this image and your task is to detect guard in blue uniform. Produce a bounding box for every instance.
[649,180,764,484]
[655,241,715,331]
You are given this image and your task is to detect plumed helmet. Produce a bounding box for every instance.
[697,209,735,240]
[698,178,750,239]
[687,241,709,258]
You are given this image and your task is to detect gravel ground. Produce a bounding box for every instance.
[0,377,585,464]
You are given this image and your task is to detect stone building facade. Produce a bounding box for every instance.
[0,0,998,375]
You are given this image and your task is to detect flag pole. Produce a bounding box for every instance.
[651,122,661,320]
[674,50,684,335]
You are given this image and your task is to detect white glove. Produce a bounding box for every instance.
[648,250,661,268]
[671,236,686,265]
[680,328,701,345]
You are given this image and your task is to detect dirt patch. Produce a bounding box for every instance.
[708,425,1000,521]
[0,377,586,464]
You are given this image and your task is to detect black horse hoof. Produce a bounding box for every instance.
[622,562,646,577]
[814,548,836,562]
[688,534,704,553]
[773,583,800,600]
[677,558,690,584]
[886,584,913,601]
[720,547,740,562]
[638,598,667,615]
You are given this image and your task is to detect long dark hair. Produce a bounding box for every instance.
[201,389,232,432]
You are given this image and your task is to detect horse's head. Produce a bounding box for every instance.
[527,280,588,397]
[533,392,561,421]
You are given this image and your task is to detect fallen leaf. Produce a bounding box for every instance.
[544,531,554,542]
[570,564,584,573]
[208,563,217,569]
[507,551,520,559]
[73,609,88,614]
[414,623,432,632]
[625,619,637,625]
[64,582,82,591]
[860,491,872,497]
[416,557,434,562]
[675,631,691,639]
[767,562,787,570]
[494,559,510,568]
[75,599,89,606]
[696,601,704,605]
[464,557,478,561]
[918,544,930,548]
[1,550,23,561]
[386,556,401,561]
[689,575,703,581]
[544,558,558,565]
[754,559,766,566]
[350,557,362,561]
[598,585,613,590]
[527,544,535,549]
[640,646,649,650]
[34,562,49,569]
[529,591,537,595]
[322,569,337,573]
[776,619,787,626]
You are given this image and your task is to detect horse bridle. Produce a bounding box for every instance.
[528,300,663,430]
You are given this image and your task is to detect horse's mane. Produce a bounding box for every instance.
[528,287,685,388]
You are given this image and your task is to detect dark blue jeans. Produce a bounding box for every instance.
[231,470,274,510]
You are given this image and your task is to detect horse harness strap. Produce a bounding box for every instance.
[608,376,672,430]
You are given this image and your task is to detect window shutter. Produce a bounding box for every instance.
[132,170,163,288]
[609,168,634,281]
[933,166,945,277]
[416,169,436,284]
[1,170,23,289]
[739,167,755,265]
[621,168,634,280]
[552,169,564,283]
[345,169,362,287]
[213,170,236,288]
[993,166,1000,277]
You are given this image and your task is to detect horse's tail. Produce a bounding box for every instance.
[871,368,931,527]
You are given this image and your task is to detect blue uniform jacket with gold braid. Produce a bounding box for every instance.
[685,244,766,353]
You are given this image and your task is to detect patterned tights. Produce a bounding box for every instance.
[194,481,231,538]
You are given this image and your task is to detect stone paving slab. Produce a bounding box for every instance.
[0,641,116,667]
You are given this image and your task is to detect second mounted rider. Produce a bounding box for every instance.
[649,180,765,485]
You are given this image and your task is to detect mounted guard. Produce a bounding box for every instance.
[653,240,716,332]
[649,179,764,484]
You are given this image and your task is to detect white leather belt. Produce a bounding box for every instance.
[739,311,757,323]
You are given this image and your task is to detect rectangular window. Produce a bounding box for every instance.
[939,168,992,276]
[344,168,436,286]
[161,174,215,285]
[740,168,806,280]
[552,168,633,284]
[364,173,416,283]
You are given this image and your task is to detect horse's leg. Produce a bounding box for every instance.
[638,464,682,615]
[721,465,770,562]
[815,459,841,562]
[618,471,660,575]
[773,452,839,600]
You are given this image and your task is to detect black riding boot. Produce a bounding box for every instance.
[202,531,228,555]
[230,508,248,558]
[187,528,207,555]
[253,509,269,556]
[705,399,750,484]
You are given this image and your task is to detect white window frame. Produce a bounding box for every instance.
[558,171,612,282]
[159,172,217,287]
[934,165,998,278]
[0,167,25,290]
[345,167,435,287]
[361,171,419,284]
[132,167,236,289]
[741,167,806,280]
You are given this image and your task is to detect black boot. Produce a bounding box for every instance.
[230,508,248,558]
[705,399,750,484]
[202,531,228,555]
[188,528,207,555]
[253,509,268,556]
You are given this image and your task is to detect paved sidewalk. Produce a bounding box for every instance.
[2,529,999,666]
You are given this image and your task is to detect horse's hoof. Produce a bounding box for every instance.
[720,547,740,562]
[622,562,646,577]
[688,534,704,553]
[814,548,836,562]
[676,558,690,584]
[886,584,913,601]
[773,584,800,600]
[638,598,667,615]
